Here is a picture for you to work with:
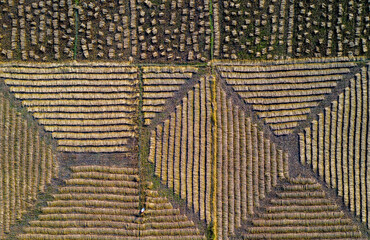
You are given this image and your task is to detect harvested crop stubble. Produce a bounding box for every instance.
[148,77,213,224]
[10,86,136,93]
[5,79,136,86]
[217,58,359,136]
[77,0,131,60]
[292,0,369,58]
[142,66,198,125]
[299,66,370,228]
[27,105,135,113]
[44,125,134,133]
[19,166,206,239]
[0,0,74,61]
[14,92,137,100]
[135,0,210,62]
[218,0,291,59]
[241,177,364,239]
[52,131,135,140]
[2,64,139,152]
[0,94,58,238]
[187,88,194,208]
[148,78,289,239]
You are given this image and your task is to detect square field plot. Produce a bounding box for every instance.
[133,0,211,62]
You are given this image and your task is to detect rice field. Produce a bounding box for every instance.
[216,0,369,60]
[148,76,290,239]
[142,66,198,126]
[0,0,74,61]
[299,64,370,228]
[0,2,369,237]
[0,0,368,62]
[0,58,369,239]
[1,63,138,153]
[216,57,364,136]
[0,93,58,238]
[134,0,211,62]
[239,177,365,239]
[18,165,206,240]
[77,0,131,60]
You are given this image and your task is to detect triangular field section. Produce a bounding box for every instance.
[142,66,198,126]
[215,57,362,136]
[238,177,365,239]
[18,166,206,240]
[0,63,138,153]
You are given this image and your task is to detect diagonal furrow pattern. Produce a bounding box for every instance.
[0,93,58,238]
[238,177,365,239]
[18,166,206,240]
[299,64,370,228]
[216,57,361,136]
[142,66,198,126]
[1,63,138,153]
[147,77,289,239]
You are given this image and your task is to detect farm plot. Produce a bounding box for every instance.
[18,165,206,240]
[0,0,75,61]
[148,76,214,223]
[1,63,139,153]
[215,82,289,239]
[299,64,370,228]
[215,0,369,60]
[148,77,289,239]
[215,0,291,60]
[216,57,362,136]
[133,0,211,62]
[291,0,369,58]
[77,0,131,60]
[0,93,58,239]
[142,66,198,126]
[240,177,365,239]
